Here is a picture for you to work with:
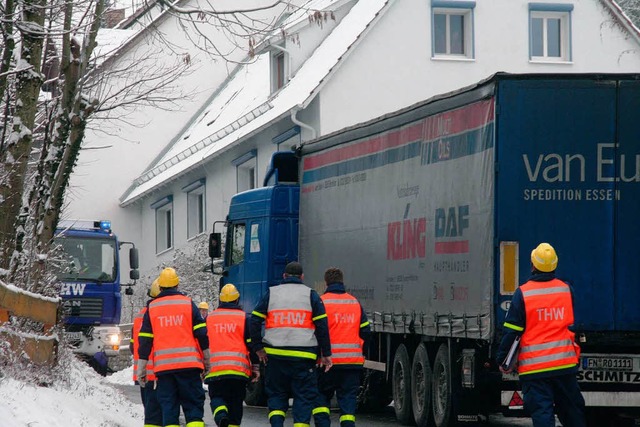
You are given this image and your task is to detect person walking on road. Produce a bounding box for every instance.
[203,284,260,427]
[198,301,210,320]
[497,243,586,427]
[250,261,333,427]
[137,267,211,427]
[131,277,162,427]
[313,267,371,427]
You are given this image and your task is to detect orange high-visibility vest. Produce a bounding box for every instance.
[132,307,157,382]
[518,278,579,376]
[264,284,317,352]
[148,295,204,373]
[204,308,251,380]
[322,292,364,366]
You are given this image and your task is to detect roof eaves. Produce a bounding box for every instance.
[119,108,292,207]
[254,0,353,54]
[601,0,640,46]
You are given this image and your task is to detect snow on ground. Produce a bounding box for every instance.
[0,362,142,427]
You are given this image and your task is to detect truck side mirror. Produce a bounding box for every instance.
[209,233,221,258]
[130,269,140,280]
[129,248,139,269]
[124,287,134,295]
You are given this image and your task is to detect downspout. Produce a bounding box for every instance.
[291,107,317,141]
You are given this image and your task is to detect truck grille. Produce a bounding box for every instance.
[62,298,103,318]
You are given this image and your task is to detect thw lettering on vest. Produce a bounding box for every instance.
[212,323,237,333]
[334,313,355,324]
[274,312,307,326]
[536,307,564,321]
[158,314,185,327]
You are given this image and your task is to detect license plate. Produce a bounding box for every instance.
[65,331,84,341]
[584,356,633,371]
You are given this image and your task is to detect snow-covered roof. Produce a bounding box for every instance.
[603,0,640,45]
[120,0,390,206]
[254,0,353,51]
[91,29,136,67]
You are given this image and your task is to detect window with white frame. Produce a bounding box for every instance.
[152,196,173,253]
[183,179,205,239]
[431,1,475,59]
[529,3,573,62]
[233,150,257,193]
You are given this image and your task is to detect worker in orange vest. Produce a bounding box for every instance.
[313,267,370,427]
[198,301,209,320]
[203,284,259,427]
[137,267,210,427]
[131,278,162,427]
[497,243,585,427]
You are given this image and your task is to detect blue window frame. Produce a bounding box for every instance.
[431,1,476,59]
[529,3,573,61]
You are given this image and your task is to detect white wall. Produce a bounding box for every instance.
[318,0,640,134]
[64,0,297,270]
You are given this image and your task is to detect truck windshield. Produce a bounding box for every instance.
[57,236,117,283]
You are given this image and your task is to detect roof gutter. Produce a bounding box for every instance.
[602,0,640,47]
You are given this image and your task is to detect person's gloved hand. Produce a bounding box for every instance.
[251,364,261,383]
[202,349,211,373]
[137,360,148,388]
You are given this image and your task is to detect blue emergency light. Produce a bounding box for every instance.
[98,220,111,232]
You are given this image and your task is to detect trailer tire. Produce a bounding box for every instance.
[411,343,432,427]
[432,343,452,427]
[392,344,414,425]
[244,373,267,407]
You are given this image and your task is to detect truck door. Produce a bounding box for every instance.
[613,79,640,330]
[496,78,617,331]
[225,222,246,305]
[242,219,265,312]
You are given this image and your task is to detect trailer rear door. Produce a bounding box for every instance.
[496,78,620,331]
[613,79,640,330]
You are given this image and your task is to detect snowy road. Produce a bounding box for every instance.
[115,383,536,426]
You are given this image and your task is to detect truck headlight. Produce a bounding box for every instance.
[107,333,120,346]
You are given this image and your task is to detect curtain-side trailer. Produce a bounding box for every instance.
[214,74,640,426]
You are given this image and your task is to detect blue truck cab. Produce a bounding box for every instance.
[219,152,299,312]
[55,219,139,373]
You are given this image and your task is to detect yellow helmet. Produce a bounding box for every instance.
[531,243,558,272]
[220,284,240,302]
[158,267,179,288]
[149,279,161,298]
[198,301,209,310]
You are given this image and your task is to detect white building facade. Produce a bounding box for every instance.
[105,0,640,288]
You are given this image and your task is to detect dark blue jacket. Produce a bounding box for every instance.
[496,272,578,380]
[250,277,332,360]
[138,288,209,376]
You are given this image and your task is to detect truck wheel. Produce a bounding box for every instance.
[411,343,432,427]
[244,374,267,407]
[432,343,452,427]
[393,344,414,425]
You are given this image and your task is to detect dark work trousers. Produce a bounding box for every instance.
[314,368,361,427]
[207,378,246,426]
[521,373,586,427]
[156,369,205,427]
[265,357,319,427]
[142,381,163,427]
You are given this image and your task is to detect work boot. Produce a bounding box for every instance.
[219,417,230,427]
